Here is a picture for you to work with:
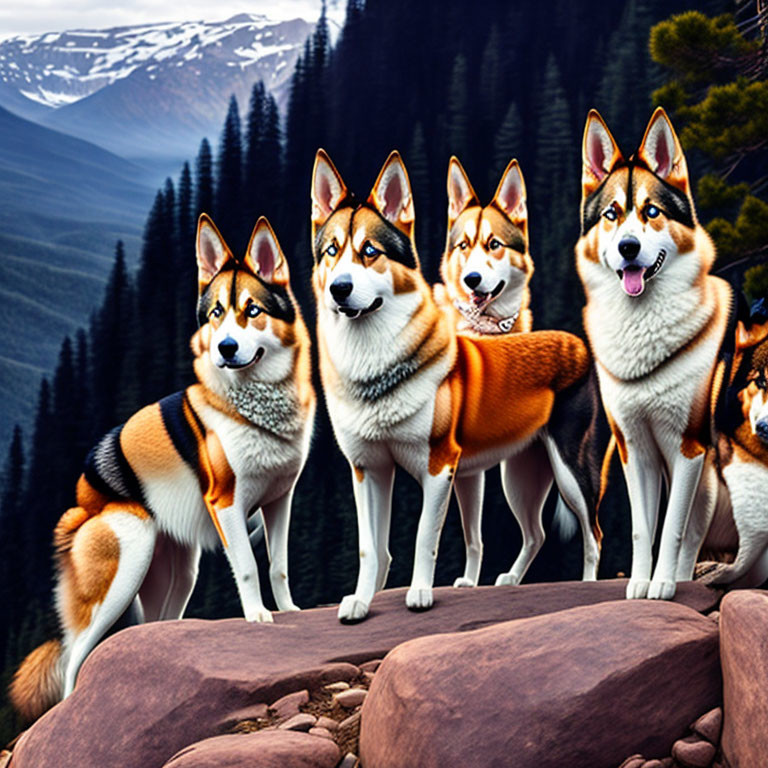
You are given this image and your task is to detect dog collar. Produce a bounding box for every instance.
[454,300,519,335]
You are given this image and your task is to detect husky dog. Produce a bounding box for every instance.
[439,156,533,335]
[312,148,603,623]
[11,216,315,721]
[438,156,609,589]
[577,107,734,600]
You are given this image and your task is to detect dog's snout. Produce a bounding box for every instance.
[756,420,768,442]
[218,337,239,360]
[330,274,354,303]
[464,272,482,290]
[618,236,641,261]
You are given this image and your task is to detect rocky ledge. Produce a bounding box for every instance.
[7,580,763,768]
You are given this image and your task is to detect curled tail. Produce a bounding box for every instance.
[9,639,65,722]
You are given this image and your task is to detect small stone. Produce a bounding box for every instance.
[362,671,375,685]
[641,760,665,768]
[672,735,716,768]
[691,707,723,744]
[269,689,309,720]
[338,754,359,768]
[335,688,367,708]
[660,759,675,768]
[707,611,720,624]
[359,659,381,673]
[309,727,334,740]
[0,750,11,768]
[316,716,339,732]
[323,681,350,692]
[278,713,317,732]
[619,757,645,768]
[338,711,361,732]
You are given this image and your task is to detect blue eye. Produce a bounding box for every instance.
[325,244,338,258]
[489,238,502,250]
[603,207,617,222]
[246,303,261,318]
[645,204,661,219]
[210,302,224,319]
[362,242,380,258]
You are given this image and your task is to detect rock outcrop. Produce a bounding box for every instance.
[720,590,768,768]
[358,600,721,768]
[8,581,720,768]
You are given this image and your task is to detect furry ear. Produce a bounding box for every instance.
[582,110,623,198]
[447,156,479,227]
[312,149,348,233]
[196,214,233,290]
[245,217,288,284]
[637,107,689,194]
[368,151,415,237]
[492,158,527,236]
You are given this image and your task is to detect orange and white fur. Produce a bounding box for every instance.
[312,149,600,623]
[577,107,734,600]
[11,216,314,721]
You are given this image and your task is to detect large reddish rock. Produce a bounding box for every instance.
[10,581,718,768]
[720,590,768,768]
[162,731,340,767]
[359,600,721,768]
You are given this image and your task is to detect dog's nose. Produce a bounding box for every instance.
[756,420,768,442]
[464,272,482,290]
[218,337,239,360]
[330,275,354,302]
[618,236,641,261]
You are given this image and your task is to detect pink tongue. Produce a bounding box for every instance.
[622,268,645,296]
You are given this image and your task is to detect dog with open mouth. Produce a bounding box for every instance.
[576,106,736,601]
[312,148,603,623]
[10,215,315,722]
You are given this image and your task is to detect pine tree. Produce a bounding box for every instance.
[260,94,283,225]
[215,95,244,250]
[406,122,433,277]
[244,81,266,225]
[489,102,523,192]
[194,138,214,221]
[446,53,469,161]
[178,161,194,252]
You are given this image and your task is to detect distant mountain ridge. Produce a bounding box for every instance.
[0,14,317,168]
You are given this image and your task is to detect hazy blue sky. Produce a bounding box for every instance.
[0,0,339,36]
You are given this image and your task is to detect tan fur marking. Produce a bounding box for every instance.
[353,466,364,483]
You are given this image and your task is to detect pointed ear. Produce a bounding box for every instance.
[196,214,233,290]
[637,107,689,194]
[582,110,623,198]
[368,151,415,237]
[492,159,527,235]
[447,156,479,228]
[312,149,347,233]
[245,217,288,284]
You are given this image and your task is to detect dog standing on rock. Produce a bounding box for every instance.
[11,215,315,721]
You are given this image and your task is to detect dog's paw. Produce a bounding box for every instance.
[626,578,650,599]
[277,602,301,613]
[338,595,370,623]
[648,579,676,600]
[453,576,476,588]
[245,606,274,623]
[405,587,434,611]
[495,572,521,587]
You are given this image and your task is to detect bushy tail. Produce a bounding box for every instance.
[552,495,579,542]
[9,639,64,722]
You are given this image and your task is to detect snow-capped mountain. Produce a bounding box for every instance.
[0,13,322,170]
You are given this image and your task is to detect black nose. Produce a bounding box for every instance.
[218,337,238,360]
[330,275,353,302]
[757,421,768,442]
[464,272,482,290]
[618,237,641,261]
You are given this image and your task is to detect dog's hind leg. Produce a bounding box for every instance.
[61,507,156,698]
[453,471,485,587]
[138,533,200,622]
[701,460,768,586]
[339,462,395,622]
[495,440,553,586]
[262,489,301,612]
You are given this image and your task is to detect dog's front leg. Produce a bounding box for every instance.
[623,451,663,599]
[262,489,300,613]
[217,505,272,622]
[407,465,456,611]
[453,472,485,587]
[649,451,705,599]
[338,463,395,623]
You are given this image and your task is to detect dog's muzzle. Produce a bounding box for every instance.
[337,297,384,319]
